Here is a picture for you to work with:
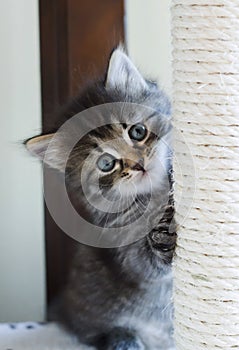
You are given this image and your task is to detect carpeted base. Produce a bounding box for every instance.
[0,322,94,350]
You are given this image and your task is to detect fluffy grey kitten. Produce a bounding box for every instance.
[26,48,176,350]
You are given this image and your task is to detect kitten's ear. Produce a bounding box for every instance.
[105,48,148,94]
[25,133,64,171]
[25,134,54,159]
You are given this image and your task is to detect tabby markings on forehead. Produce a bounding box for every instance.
[92,144,103,153]
[121,123,127,129]
[89,124,119,140]
[145,111,159,121]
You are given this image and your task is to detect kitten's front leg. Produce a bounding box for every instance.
[148,204,177,263]
[94,327,145,350]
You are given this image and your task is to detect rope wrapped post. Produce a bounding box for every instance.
[172,1,239,349]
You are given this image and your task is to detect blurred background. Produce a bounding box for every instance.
[0,0,171,322]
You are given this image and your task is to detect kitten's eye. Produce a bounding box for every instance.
[97,153,116,172]
[128,123,147,141]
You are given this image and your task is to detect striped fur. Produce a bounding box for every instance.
[27,48,176,350]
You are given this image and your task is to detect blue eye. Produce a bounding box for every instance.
[97,153,116,172]
[128,123,147,141]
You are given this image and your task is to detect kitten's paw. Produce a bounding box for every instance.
[148,225,177,263]
[95,327,145,350]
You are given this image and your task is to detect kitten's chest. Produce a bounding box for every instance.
[118,272,173,346]
[118,269,173,323]
[137,274,172,321]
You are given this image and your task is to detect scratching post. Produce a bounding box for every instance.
[172,1,239,349]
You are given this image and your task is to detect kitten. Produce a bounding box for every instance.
[26,48,176,350]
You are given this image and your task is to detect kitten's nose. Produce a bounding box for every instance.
[132,158,145,172]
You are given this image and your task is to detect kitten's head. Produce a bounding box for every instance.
[26,48,171,219]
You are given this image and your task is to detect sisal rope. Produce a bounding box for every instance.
[171,0,239,349]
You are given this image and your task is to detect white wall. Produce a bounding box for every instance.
[0,0,45,322]
[125,0,172,94]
